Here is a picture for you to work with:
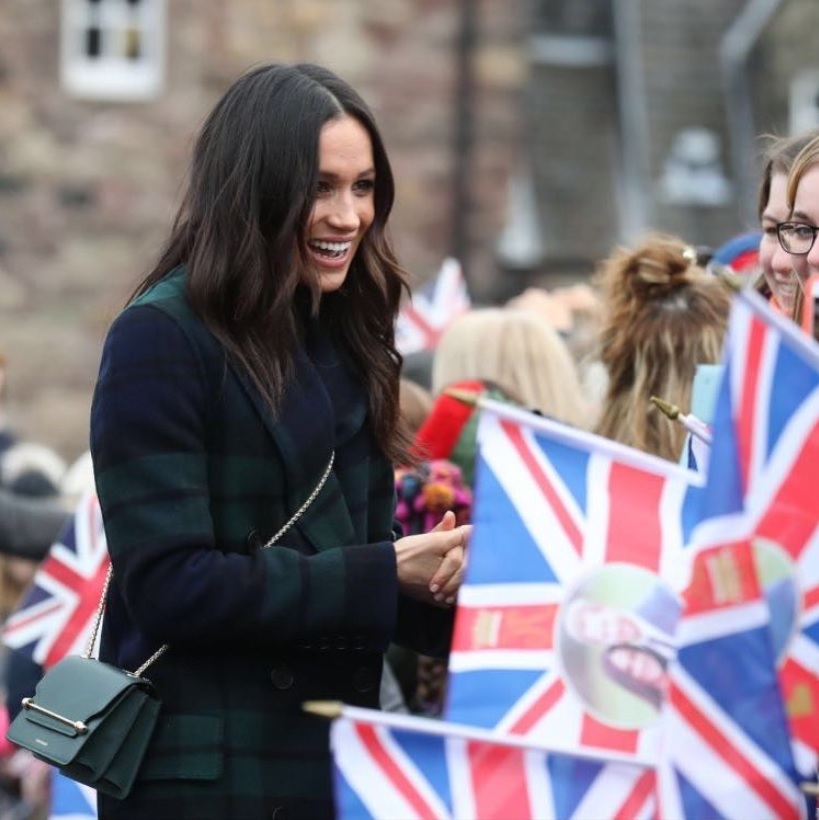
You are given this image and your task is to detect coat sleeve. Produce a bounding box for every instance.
[91,304,399,653]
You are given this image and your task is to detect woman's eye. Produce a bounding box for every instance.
[795,224,816,239]
[354,179,375,194]
[315,181,332,196]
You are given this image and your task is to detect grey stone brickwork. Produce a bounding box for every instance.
[1,0,815,459]
[0,0,523,458]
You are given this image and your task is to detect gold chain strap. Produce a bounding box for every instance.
[261,453,335,549]
[85,452,336,677]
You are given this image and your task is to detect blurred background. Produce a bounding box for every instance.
[1,0,818,463]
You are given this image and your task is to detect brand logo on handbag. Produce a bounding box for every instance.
[34,738,49,747]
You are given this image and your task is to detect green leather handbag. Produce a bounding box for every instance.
[6,564,164,799]
[6,654,161,798]
[5,452,335,800]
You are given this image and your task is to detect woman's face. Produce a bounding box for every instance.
[790,163,819,278]
[567,602,641,646]
[759,171,809,315]
[306,115,375,294]
[607,646,666,687]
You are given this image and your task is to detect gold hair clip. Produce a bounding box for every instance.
[682,246,698,265]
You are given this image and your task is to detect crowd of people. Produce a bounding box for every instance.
[0,61,816,818]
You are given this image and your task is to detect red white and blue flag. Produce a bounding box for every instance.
[658,540,805,819]
[331,706,653,820]
[445,403,704,764]
[50,771,97,819]
[682,414,713,475]
[2,491,109,668]
[396,257,470,354]
[690,290,819,775]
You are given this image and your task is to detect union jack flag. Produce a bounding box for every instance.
[395,257,470,355]
[691,290,819,775]
[658,540,805,819]
[331,706,653,820]
[3,491,109,668]
[684,429,712,475]
[445,403,704,766]
[50,770,97,819]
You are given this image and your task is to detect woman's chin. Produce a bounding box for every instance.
[317,269,349,293]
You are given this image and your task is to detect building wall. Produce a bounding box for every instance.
[0,0,525,459]
[2,0,816,460]
[526,0,819,278]
[755,0,819,136]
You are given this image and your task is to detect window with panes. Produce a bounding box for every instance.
[61,0,166,100]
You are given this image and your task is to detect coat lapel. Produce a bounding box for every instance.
[141,269,359,553]
[231,348,357,553]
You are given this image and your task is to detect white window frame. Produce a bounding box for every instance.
[60,0,167,101]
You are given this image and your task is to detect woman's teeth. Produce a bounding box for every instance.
[310,240,351,259]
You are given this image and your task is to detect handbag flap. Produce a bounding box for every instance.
[26,656,148,735]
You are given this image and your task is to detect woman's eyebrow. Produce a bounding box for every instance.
[317,168,376,180]
[791,209,816,223]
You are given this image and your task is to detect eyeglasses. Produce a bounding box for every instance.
[776,221,819,255]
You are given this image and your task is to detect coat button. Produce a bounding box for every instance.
[271,666,294,690]
[246,529,265,550]
[352,666,377,693]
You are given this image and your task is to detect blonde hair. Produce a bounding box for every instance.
[593,233,732,462]
[786,133,819,208]
[431,308,590,427]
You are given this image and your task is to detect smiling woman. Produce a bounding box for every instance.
[755,129,819,321]
[306,116,376,293]
[88,63,469,820]
[783,135,819,296]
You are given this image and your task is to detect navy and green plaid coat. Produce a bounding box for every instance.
[91,269,452,819]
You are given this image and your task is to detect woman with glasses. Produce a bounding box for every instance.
[777,134,819,275]
[756,131,819,320]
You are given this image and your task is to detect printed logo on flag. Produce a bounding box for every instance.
[691,291,819,774]
[658,541,805,820]
[445,405,704,765]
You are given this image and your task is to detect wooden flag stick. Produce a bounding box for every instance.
[303,700,344,719]
[443,387,480,406]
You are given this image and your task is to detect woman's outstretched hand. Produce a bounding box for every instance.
[394,511,470,607]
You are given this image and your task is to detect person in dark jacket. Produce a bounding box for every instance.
[90,62,468,820]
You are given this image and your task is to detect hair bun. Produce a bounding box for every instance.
[623,235,698,300]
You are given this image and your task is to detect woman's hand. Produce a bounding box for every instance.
[394,511,470,607]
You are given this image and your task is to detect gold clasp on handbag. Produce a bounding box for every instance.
[21,697,88,734]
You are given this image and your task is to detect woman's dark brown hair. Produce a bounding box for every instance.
[132,63,410,461]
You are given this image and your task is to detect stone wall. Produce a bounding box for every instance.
[2,0,815,464]
[0,0,525,462]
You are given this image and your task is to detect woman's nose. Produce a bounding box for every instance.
[771,243,797,274]
[327,192,359,229]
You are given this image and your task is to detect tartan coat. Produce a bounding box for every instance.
[90,269,452,820]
